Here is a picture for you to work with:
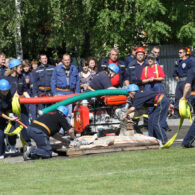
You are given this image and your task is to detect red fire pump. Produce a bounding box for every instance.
[73,95,129,136]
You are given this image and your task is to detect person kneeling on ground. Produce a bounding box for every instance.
[123,84,168,144]
[23,106,75,160]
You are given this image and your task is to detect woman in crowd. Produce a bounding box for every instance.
[88,57,98,73]
[79,59,96,92]
[29,60,38,120]
[22,60,31,94]
[4,59,31,147]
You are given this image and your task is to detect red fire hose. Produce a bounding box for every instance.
[19,94,79,104]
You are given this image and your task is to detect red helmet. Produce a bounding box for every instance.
[185,47,191,55]
[136,47,145,54]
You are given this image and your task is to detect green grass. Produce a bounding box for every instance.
[0,148,195,195]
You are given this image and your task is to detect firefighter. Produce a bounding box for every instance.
[151,46,161,65]
[23,106,76,160]
[51,53,80,126]
[99,48,129,87]
[181,66,195,148]
[141,53,165,93]
[88,64,119,91]
[123,84,168,144]
[172,48,195,119]
[127,47,148,89]
[0,79,18,159]
[141,53,171,132]
[32,54,55,111]
[4,59,31,149]
[127,47,148,131]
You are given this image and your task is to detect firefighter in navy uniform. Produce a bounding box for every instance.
[123,84,168,144]
[88,64,119,91]
[0,79,18,159]
[182,67,195,148]
[32,54,54,111]
[99,48,129,87]
[4,59,31,148]
[127,47,148,89]
[127,47,148,132]
[23,106,76,160]
[172,48,195,118]
[141,53,171,132]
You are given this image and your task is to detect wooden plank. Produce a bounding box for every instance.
[53,141,159,152]
[65,144,159,156]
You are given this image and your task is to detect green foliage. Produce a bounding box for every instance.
[177,22,195,47]
[0,0,16,56]
[0,0,194,60]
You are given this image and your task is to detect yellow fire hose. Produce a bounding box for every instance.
[161,99,193,149]
[4,96,27,146]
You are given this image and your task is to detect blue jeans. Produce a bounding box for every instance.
[27,126,52,158]
[148,97,169,143]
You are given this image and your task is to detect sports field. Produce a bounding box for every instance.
[0,147,195,195]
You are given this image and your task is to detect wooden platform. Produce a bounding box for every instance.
[52,142,160,157]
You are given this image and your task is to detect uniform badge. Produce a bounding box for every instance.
[182,63,186,69]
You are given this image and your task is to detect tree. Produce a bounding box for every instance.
[0,0,194,60]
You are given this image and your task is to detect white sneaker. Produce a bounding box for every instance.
[52,152,58,157]
[23,146,31,161]
[9,146,19,154]
[0,155,5,160]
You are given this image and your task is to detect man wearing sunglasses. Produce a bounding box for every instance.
[171,48,195,119]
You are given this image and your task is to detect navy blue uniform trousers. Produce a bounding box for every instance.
[145,82,169,129]
[148,96,169,143]
[174,81,185,112]
[27,126,52,158]
[182,101,195,146]
[0,117,7,155]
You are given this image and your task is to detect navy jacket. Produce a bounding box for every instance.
[51,64,80,95]
[173,58,195,78]
[32,64,55,96]
[127,60,148,86]
[0,91,12,114]
[98,59,128,87]
[124,56,136,66]
[0,66,7,79]
[5,75,28,96]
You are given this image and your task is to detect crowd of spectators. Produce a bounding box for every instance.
[0,45,194,156]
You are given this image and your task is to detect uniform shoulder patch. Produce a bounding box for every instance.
[182,63,186,69]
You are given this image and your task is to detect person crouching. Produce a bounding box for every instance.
[23,106,75,160]
[123,84,169,144]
